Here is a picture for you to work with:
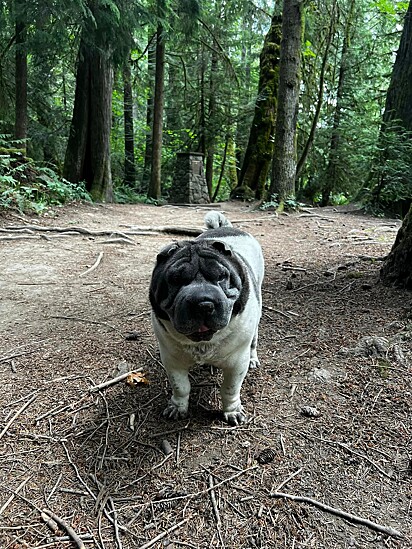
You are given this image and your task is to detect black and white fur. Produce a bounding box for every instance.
[149,211,264,425]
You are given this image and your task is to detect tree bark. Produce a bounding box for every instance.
[269,0,304,203]
[380,1,412,288]
[372,0,412,212]
[14,10,27,148]
[142,35,156,191]
[236,14,281,199]
[148,20,165,200]
[205,47,218,199]
[123,56,136,189]
[63,39,114,202]
[382,0,412,129]
[380,205,412,289]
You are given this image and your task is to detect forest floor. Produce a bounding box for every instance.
[0,200,411,549]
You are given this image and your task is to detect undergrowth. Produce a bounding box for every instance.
[0,135,91,214]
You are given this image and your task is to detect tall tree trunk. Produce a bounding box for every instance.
[198,44,206,156]
[142,35,156,191]
[14,8,27,148]
[269,0,304,203]
[380,1,412,288]
[380,205,412,288]
[148,20,165,200]
[320,0,356,206]
[63,39,114,202]
[205,47,218,199]
[373,0,412,212]
[123,55,136,189]
[236,14,282,199]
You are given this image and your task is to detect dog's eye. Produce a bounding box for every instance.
[209,266,228,283]
[168,267,192,286]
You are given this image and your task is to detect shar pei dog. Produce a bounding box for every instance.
[149,211,264,425]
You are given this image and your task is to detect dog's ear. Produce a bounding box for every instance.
[156,242,179,263]
[211,240,232,256]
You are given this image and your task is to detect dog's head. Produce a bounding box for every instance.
[149,240,249,341]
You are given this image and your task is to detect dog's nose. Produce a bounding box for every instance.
[198,300,215,314]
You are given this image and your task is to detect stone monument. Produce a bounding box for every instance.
[169,152,210,204]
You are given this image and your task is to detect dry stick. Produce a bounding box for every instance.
[270,492,403,539]
[272,467,303,493]
[46,471,63,503]
[109,497,123,549]
[5,223,202,237]
[303,433,393,481]
[0,477,31,516]
[0,235,40,241]
[149,465,259,507]
[89,368,143,393]
[79,251,104,278]
[0,394,37,441]
[51,315,123,335]
[137,518,189,549]
[42,508,86,549]
[208,475,225,549]
[208,475,221,526]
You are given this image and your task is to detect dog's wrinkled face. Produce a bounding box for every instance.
[150,240,246,342]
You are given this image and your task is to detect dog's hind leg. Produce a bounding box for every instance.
[249,327,260,369]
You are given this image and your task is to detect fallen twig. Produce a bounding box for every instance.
[272,467,303,493]
[79,251,104,277]
[51,314,123,335]
[89,368,143,393]
[41,508,86,549]
[209,475,221,526]
[270,491,402,539]
[0,235,40,241]
[5,223,203,237]
[137,518,189,549]
[0,477,31,516]
[0,394,37,441]
[124,225,203,237]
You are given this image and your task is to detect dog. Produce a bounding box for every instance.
[149,211,264,425]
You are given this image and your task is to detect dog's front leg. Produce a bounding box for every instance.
[163,363,192,420]
[220,353,250,426]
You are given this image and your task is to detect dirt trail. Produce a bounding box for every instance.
[0,201,411,548]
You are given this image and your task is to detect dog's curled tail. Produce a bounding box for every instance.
[204,211,233,229]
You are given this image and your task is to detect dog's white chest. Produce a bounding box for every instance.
[183,341,220,364]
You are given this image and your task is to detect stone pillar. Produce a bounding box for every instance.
[169,152,210,204]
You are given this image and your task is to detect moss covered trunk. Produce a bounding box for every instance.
[380,205,412,289]
[235,14,281,199]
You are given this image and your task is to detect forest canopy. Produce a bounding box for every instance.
[0,0,411,216]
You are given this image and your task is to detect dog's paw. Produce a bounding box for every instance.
[249,357,260,369]
[163,401,188,421]
[223,406,246,426]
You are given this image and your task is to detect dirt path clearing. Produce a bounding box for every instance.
[0,201,410,548]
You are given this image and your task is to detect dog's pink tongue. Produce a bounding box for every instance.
[198,325,209,333]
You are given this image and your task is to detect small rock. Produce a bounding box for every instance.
[309,368,332,382]
[125,331,140,341]
[300,405,321,418]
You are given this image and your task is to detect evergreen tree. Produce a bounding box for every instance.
[269,0,304,203]
[380,0,412,289]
